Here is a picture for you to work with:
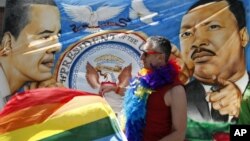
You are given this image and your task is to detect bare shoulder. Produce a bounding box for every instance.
[170,85,185,95]
[164,85,186,106]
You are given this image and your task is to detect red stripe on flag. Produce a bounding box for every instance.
[0,88,98,117]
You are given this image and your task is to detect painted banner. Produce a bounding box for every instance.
[1,0,250,140]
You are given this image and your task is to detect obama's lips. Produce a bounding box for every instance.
[41,57,54,68]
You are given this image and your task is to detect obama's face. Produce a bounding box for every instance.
[10,4,61,81]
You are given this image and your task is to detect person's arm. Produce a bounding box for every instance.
[160,85,187,141]
[99,85,126,96]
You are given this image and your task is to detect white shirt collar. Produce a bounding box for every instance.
[203,71,249,94]
[235,71,249,94]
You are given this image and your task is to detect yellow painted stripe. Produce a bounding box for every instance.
[0,96,117,141]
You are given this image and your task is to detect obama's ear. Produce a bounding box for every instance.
[0,32,15,56]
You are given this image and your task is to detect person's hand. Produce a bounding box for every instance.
[170,44,193,84]
[206,77,242,117]
[24,78,64,90]
[99,84,116,96]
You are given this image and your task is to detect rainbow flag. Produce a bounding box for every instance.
[0,88,127,141]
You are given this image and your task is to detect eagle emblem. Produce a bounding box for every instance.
[85,62,132,89]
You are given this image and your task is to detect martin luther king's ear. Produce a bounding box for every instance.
[240,27,249,47]
[0,32,14,56]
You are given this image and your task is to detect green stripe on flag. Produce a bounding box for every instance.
[39,117,118,141]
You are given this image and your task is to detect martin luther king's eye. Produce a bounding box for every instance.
[180,31,193,38]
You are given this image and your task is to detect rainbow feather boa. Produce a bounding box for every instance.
[124,60,180,141]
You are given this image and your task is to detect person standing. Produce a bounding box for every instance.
[124,36,187,141]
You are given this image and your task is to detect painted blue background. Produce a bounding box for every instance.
[54,0,250,70]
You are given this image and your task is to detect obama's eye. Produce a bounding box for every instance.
[41,35,51,40]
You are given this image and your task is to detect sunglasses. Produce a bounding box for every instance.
[139,46,163,57]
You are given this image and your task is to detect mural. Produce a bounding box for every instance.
[0,0,250,140]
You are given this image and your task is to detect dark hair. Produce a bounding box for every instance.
[147,36,172,61]
[2,0,56,40]
[187,0,246,30]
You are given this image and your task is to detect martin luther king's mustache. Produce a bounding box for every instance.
[191,48,216,60]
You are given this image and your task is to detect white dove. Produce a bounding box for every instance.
[129,0,158,24]
[62,3,126,32]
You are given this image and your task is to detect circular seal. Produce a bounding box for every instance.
[55,31,146,94]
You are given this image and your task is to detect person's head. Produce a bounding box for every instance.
[140,36,172,69]
[179,0,249,83]
[0,0,61,83]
